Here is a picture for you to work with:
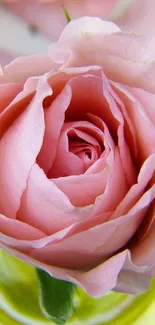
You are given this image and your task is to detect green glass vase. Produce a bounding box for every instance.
[0,249,155,325]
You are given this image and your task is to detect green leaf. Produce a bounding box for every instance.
[36,269,76,324]
[62,6,71,23]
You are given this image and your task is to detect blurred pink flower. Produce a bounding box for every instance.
[4,0,121,40]
[0,49,17,67]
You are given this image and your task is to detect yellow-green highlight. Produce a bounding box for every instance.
[0,249,155,325]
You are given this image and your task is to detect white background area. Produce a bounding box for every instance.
[0,5,51,56]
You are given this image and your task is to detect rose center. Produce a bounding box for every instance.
[68,135,101,172]
[48,123,104,179]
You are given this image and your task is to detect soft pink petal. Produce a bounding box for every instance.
[50,17,155,93]
[110,81,137,160]
[0,78,38,138]
[29,184,155,269]
[112,154,155,219]
[48,127,84,178]
[53,168,108,207]
[0,214,45,240]
[112,82,155,162]
[0,49,17,67]
[0,83,22,114]
[37,83,72,173]
[49,119,103,178]
[132,218,155,269]
[38,67,103,175]
[0,54,54,84]
[88,149,128,217]
[0,223,76,251]
[0,77,51,218]
[114,251,152,294]
[102,74,136,186]
[18,164,80,234]
[128,87,155,126]
[61,73,118,134]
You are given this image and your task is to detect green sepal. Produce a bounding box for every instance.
[62,6,71,23]
[36,268,76,324]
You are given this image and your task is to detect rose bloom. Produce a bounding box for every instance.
[0,17,155,297]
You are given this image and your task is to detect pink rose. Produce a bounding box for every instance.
[0,17,155,297]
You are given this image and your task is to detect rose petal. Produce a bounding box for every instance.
[49,119,103,177]
[0,214,45,240]
[1,243,152,297]
[53,168,108,207]
[0,54,54,84]
[0,77,51,218]
[128,87,155,126]
[0,242,130,297]
[0,78,37,138]
[37,83,72,173]
[0,83,22,114]
[48,126,85,178]
[93,148,128,215]
[132,219,155,268]
[0,223,76,250]
[112,154,155,219]
[30,183,155,269]
[18,164,80,234]
[50,17,155,93]
[114,250,152,294]
[102,74,136,186]
[112,82,155,162]
[110,80,137,159]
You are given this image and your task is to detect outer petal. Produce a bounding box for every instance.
[0,244,152,297]
[0,77,52,218]
[112,82,155,162]
[0,242,128,297]
[0,54,54,84]
[18,164,80,234]
[112,154,155,219]
[0,83,22,114]
[128,87,155,126]
[29,184,155,269]
[114,251,152,294]
[0,214,45,240]
[131,220,155,272]
[49,17,155,93]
